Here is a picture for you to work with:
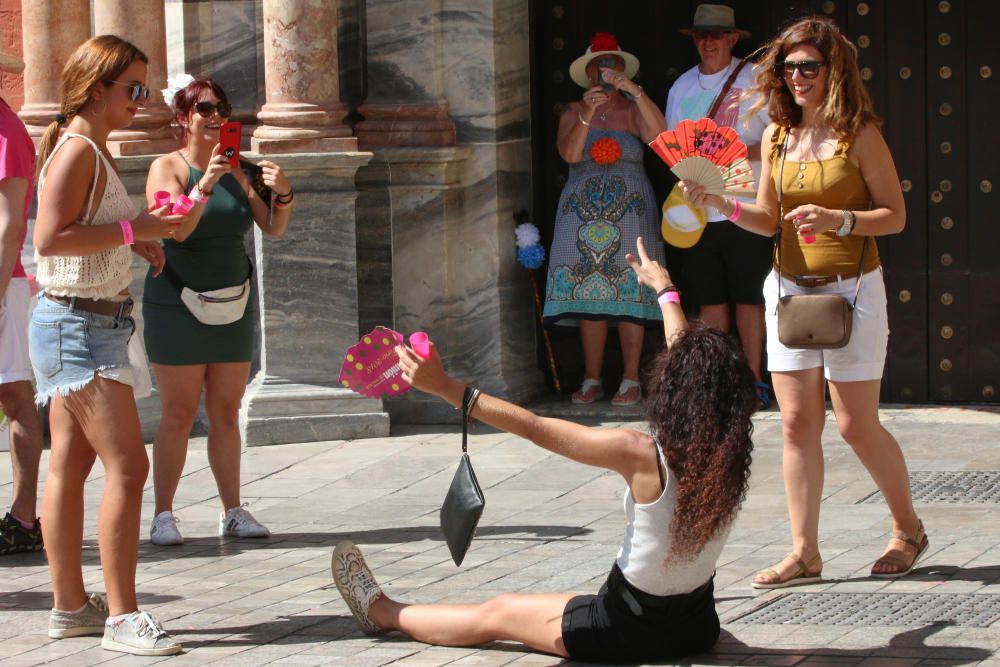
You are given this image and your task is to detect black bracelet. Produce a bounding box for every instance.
[656,285,678,297]
[464,388,481,424]
[274,187,293,199]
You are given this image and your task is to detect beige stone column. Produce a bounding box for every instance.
[251,0,356,154]
[18,0,90,139]
[94,0,175,155]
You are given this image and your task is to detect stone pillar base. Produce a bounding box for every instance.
[357,104,456,148]
[251,135,358,155]
[109,138,179,157]
[241,379,388,445]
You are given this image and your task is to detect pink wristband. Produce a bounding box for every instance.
[657,290,680,306]
[118,219,134,245]
[727,198,743,222]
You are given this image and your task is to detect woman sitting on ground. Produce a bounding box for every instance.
[330,238,756,664]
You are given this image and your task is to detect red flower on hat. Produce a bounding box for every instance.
[591,32,619,52]
[591,137,621,166]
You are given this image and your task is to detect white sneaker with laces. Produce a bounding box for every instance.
[102,610,181,656]
[149,511,183,546]
[331,541,384,634]
[219,504,270,538]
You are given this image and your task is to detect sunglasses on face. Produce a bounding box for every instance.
[778,60,826,79]
[106,80,150,102]
[194,101,232,118]
[692,30,731,41]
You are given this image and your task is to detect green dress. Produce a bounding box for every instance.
[142,166,255,365]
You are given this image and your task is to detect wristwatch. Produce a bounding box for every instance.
[837,209,856,236]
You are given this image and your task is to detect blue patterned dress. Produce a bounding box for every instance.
[543,129,665,326]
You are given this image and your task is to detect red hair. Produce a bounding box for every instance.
[170,78,230,147]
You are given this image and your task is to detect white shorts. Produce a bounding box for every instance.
[0,278,34,384]
[764,267,889,382]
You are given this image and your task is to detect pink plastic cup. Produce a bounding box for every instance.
[409,331,431,359]
[153,190,172,209]
[171,195,194,216]
[802,234,816,244]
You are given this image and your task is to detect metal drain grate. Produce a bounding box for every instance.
[731,593,1000,627]
[859,471,1000,504]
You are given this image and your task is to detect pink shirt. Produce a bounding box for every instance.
[0,99,35,279]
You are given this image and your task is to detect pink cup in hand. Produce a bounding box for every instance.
[803,234,816,244]
[171,195,194,216]
[409,331,431,359]
[153,190,172,209]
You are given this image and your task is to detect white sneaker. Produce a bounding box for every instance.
[149,511,183,546]
[102,610,181,656]
[219,504,270,538]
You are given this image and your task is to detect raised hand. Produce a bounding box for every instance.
[257,160,291,198]
[625,236,674,293]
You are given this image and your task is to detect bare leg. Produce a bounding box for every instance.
[734,304,765,382]
[369,592,574,657]
[0,380,43,520]
[579,319,607,382]
[150,363,206,514]
[828,379,921,573]
[755,368,827,582]
[203,362,252,511]
[42,396,96,612]
[63,378,149,616]
[617,321,644,382]
[698,303,731,334]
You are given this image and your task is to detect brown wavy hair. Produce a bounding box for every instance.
[645,324,756,561]
[748,16,880,142]
[35,35,148,181]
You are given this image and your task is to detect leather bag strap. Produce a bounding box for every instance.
[461,387,481,455]
[706,59,748,121]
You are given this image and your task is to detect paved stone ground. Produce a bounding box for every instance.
[1,404,999,666]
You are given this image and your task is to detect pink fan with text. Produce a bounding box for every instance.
[339,326,410,398]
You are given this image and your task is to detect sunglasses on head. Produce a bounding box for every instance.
[778,60,826,79]
[692,30,731,41]
[106,80,150,102]
[194,101,232,118]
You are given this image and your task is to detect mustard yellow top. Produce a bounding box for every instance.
[770,126,880,277]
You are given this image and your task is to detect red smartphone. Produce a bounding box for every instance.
[219,121,242,168]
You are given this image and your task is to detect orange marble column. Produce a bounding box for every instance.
[251,0,356,154]
[94,0,175,155]
[18,0,89,139]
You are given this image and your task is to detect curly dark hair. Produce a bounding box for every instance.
[748,15,880,143]
[645,324,756,561]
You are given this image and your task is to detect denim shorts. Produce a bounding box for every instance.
[29,294,137,406]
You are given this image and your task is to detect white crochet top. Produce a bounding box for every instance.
[35,133,136,299]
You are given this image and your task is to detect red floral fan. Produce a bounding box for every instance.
[649,117,756,198]
[339,326,410,398]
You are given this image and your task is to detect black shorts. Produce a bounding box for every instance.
[683,220,772,307]
[561,563,720,664]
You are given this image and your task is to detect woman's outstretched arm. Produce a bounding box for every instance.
[396,345,649,477]
[626,236,687,349]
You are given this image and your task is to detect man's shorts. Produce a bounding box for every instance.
[683,220,773,307]
[764,267,889,382]
[0,278,34,384]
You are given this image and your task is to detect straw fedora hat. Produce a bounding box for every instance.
[679,4,751,40]
[568,32,639,89]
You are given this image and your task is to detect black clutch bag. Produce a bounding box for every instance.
[439,387,485,566]
[239,158,272,206]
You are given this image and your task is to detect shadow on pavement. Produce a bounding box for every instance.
[128,525,594,562]
[0,590,181,611]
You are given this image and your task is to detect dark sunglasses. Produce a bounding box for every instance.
[778,60,826,79]
[106,80,150,102]
[692,30,731,41]
[194,101,232,118]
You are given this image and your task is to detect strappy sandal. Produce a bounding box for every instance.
[571,378,604,405]
[870,519,929,579]
[611,379,642,406]
[752,553,823,589]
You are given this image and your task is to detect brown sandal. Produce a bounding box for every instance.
[752,553,823,589]
[870,519,929,579]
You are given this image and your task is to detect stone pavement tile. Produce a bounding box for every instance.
[854,659,920,666]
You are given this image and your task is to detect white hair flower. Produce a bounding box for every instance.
[161,73,196,108]
[515,222,541,248]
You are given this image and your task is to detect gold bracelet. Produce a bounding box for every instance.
[577,111,590,127]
